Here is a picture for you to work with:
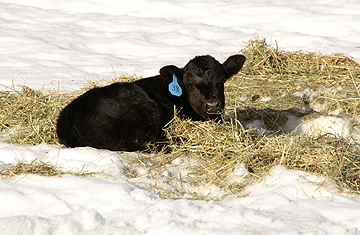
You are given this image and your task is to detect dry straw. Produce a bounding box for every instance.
[0,86,74,145]
[0,160,63,178]
[160,116,360,196]
[0,159,95,178]
[1,36,360,197]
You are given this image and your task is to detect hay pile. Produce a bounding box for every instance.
[157,116,360,198]
[1,36,360,198]
[0,159,95,178]
[227,36,360,115]
[0,160,64,178]
[0,87,76,145]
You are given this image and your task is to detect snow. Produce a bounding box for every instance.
[1,0,360,234]
[1,143,360,234]
[1,0,360,91]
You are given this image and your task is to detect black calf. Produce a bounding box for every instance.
[56,54,246,151]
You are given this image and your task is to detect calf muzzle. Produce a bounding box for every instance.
[204,99,222,114]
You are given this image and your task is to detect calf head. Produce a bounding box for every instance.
[160,54,246,119]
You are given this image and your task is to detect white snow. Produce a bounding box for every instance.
[1,0,360,234]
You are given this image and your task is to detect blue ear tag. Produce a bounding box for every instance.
[168,74,182,97]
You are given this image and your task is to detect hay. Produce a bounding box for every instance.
[0,86,77,145]
[156,116,360,196]
[0,160,96,178]
[226,36,360,116]
[241,36,359,79]
[0,160,64,178]
[1,36,360,197]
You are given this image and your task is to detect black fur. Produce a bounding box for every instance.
[56,54,246,151]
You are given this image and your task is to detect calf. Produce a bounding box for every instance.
[56,54,246,151]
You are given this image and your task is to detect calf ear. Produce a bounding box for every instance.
[222,55,246,78]
[159,65,184,84]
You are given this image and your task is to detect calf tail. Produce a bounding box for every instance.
[56,106,84,148]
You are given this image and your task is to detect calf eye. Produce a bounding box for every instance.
[187,83,196,89]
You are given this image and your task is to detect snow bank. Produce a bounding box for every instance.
[1,0,359,91]
[1,143,360,234]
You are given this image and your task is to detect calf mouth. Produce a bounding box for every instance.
[203,110,223,120]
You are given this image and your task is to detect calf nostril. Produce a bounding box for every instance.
[205,103,211,111]
[205,101,221,112]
